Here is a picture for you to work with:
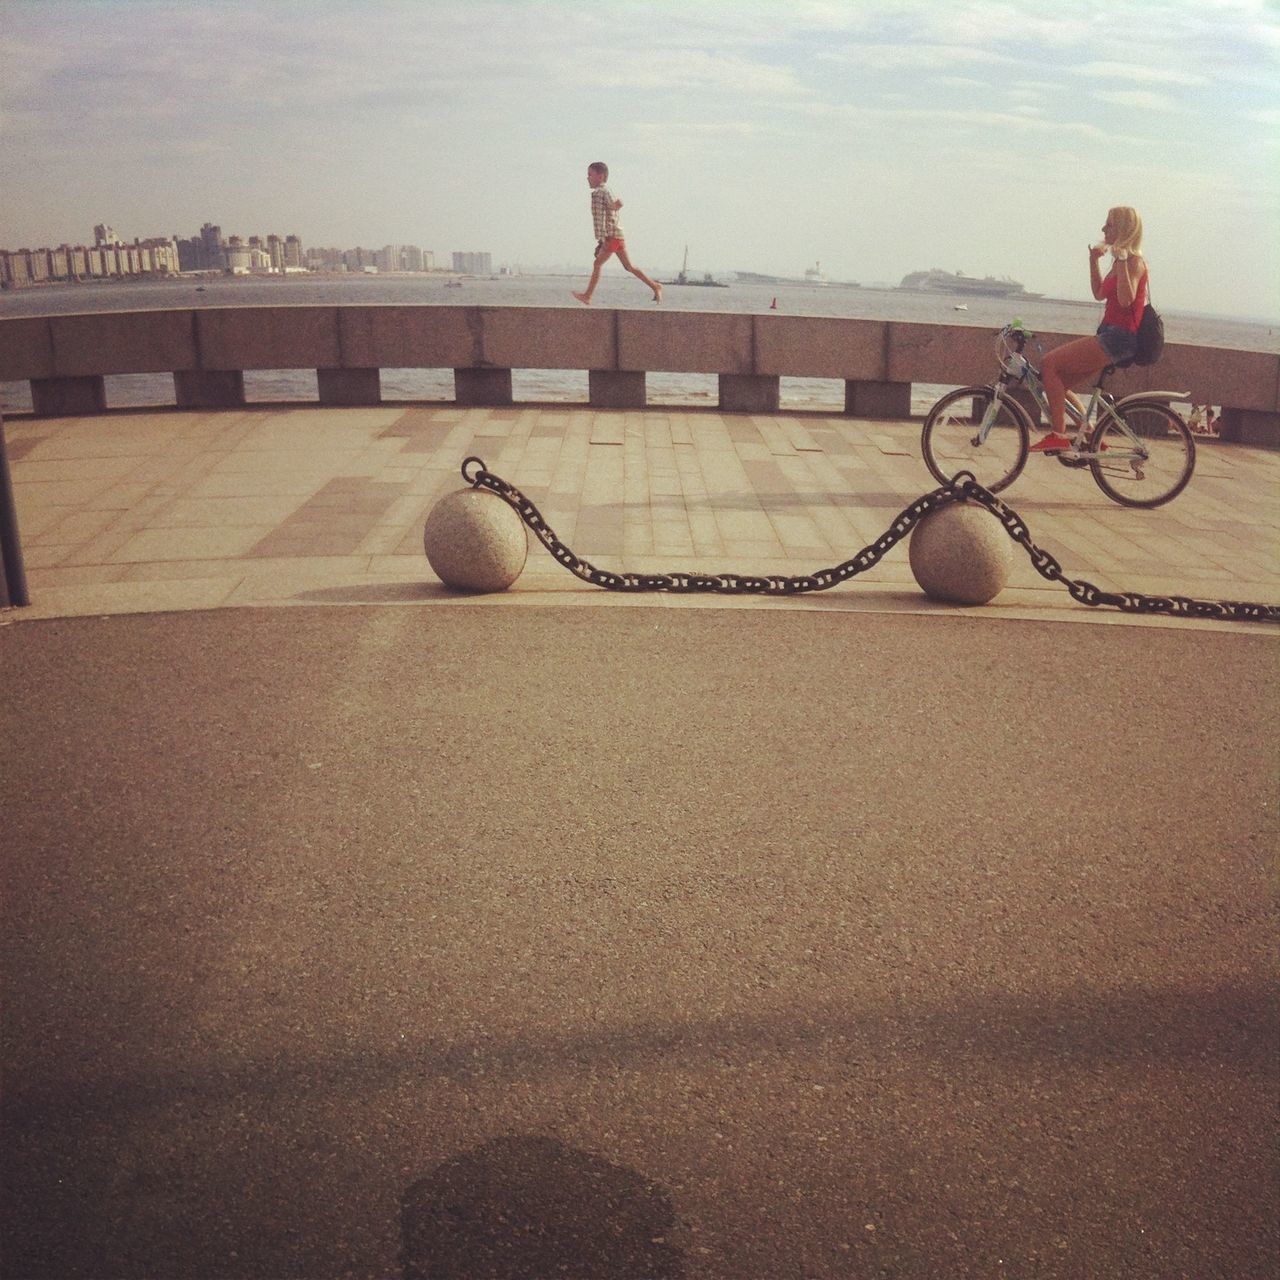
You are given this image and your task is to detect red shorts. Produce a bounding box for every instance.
[597,237,625,257]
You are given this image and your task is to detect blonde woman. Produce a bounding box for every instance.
[1032,207,1149,453]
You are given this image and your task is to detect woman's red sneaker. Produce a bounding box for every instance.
[1029,433,1073,453]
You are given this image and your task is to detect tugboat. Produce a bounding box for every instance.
[662,246,728,288]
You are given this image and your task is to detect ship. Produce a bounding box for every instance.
[733,267,859,288]
[733,269,791,285]
[899,268,1041,299]
[662,246,728,288]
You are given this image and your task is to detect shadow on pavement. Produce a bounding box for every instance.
[6,978,1272,1125]
[401,1135,685,1279]
[296,581,461,604]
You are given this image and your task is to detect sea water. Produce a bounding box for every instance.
[3,273,1275,415]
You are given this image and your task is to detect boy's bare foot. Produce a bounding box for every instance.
[653,283,663,304]
[572,291,591,305]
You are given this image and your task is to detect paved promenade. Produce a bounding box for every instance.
[2,403,1278,1278]
[3,402,1278,626]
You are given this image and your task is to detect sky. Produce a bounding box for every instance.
[1,0,1277,319]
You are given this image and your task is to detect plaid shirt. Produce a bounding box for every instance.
[591,186,624,242]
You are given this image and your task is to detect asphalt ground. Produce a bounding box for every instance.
[2,603,1277,1279]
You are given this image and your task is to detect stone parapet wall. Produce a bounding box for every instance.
[2,305,1276,443]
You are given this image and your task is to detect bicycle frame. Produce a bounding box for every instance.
[979,336,1146,464]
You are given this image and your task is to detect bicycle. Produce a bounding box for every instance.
[920,321,1196,507]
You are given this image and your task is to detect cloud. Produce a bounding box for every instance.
[634,121,762,138]
[818,43,1018,71]
[902,2,1084,50]
[1076,60,1210,87]
[0,34,72,98]
[578,49,807,96]
[791,97,1136,148]
[1091,89,1179,112]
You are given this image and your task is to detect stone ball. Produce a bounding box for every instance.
[423,488,528,592]
[908,501,1013,606]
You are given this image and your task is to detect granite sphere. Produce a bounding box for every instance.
[424,488,528,592]
[908,501,1013,606]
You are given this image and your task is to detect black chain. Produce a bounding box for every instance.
[461,456,1280,624]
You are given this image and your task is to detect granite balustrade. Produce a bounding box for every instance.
[1,305,1276,445]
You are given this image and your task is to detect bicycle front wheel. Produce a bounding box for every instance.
[921,386,1030,493]
[1090,400,1196,507]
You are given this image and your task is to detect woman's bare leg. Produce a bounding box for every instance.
[1040,336,1112,436]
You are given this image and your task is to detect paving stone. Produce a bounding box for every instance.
[1,403,1276,626]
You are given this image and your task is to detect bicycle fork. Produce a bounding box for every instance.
[972,383,1010,447]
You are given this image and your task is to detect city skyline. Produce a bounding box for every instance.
[0,223,442,262]
[0,220,480,282]
[1,0,1277,320]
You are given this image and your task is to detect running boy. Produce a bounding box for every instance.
[572,162,662,306]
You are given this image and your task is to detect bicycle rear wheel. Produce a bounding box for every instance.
[921,386,1030,493]
[1089,400,1195,507]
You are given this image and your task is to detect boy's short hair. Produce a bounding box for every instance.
[588,161,609,179]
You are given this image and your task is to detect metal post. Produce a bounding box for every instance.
[0,411,30,608]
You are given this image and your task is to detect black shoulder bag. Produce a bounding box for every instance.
[1134,287,1164,366]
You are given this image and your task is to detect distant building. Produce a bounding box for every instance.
[0,229,175,286]
[1,221,448,286]
[225,237,251,273]
[138,237,180,274]
[304,245,345,271]
[375,244,428,272]
[200,222,225,270]
[0,250,31,287]
[452,251,491,275]
[174,235,199,271]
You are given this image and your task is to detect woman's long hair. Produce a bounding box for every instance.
[1108,206,1144,254]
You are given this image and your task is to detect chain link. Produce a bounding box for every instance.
[460,456,1280,624]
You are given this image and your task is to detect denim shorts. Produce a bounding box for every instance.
[1096,322,1139,361]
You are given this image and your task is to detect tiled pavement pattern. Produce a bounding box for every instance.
[5,404,1279,631]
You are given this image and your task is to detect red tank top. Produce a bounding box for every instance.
[1101,266,1147,332]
